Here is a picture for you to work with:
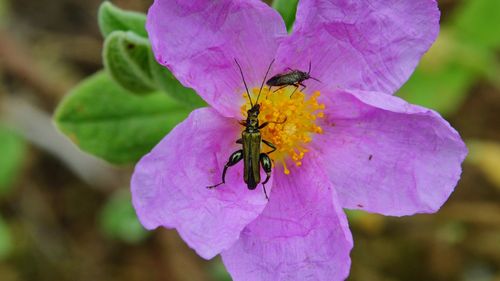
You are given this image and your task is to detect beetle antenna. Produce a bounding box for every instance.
[310,76,321,82]
[308,61,321,82]
[234,59,253,107]
[255,59,275,104]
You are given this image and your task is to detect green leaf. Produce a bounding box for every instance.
[209,259,232,281]
[98,1,147,38]
[99,189,148,243]
[397,30,478,116]
[0,215,12,260]
[272,0,298,32]
[453,0,500,49]
[54,71,192,164]
[0,125,26,196]
[148,53,206,107]
[401,1,500,114]
[104,31,156,94]
[398,65,475,116]
[103,31,207,106]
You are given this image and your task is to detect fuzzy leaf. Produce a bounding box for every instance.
[0,125,26,196]
[148,53,206,107]
[104,31,206,106]
[103,31,156,94]
[98,2,147,38]
[54,71,191,164]
[272,0,298,31]
[99,189,148,243]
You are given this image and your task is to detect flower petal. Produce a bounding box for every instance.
[147,0,287,117]
[221,157,353,281]
[274,0,440,94]
[314,89,467,216]
[131,108,270,259]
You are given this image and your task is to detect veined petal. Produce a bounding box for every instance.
[131,108,270,259]
[222,157,353,281]
[315,89,467,216]
[147,0,287,117]
[274,0,440,95]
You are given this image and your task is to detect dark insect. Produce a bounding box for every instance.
[206,59,285,200]
[266,62,320,97]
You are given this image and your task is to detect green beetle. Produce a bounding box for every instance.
[207,59,284,199]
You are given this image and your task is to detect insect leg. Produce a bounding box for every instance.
[258,116,287,129]
[289,83,300,97]
[239,120,246,127]
[259,122,269,129]
[262,139,277,154]
[236,138,243,144]
[273,85,288,93]
[260,153,272,200]
[206,149,243,189]
[299,82,306,92]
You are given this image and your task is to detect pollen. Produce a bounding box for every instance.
[241,86,325,175]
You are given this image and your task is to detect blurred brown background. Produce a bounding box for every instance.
[0,0,499,280]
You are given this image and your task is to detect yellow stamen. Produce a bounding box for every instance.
[241,86,325,175]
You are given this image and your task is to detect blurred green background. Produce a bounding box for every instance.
[0,0,499,280]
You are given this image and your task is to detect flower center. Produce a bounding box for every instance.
[241,86,325,175]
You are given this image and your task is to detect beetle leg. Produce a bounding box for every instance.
[259,122,269,129]
[236,138,243,144]
[273,85,288,93]
[267,85,273,95]
[260,153,272,200]
[239,120,246,126]
[299,82,306,92]
[289,83,301,97]
[262,139,277,154]
[258,122,269,129]
[259,116,287,129]
[275,116,287,124]
[207,149,243,189]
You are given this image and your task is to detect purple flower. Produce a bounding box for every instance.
[131,0,467,280]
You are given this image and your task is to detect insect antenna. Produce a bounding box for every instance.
[307,61,321,83]
[234,59,253,107]
[255,59,275,104]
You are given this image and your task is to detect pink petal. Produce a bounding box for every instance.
[274,0,440,94]
[222,157,353,281]
[147,0,287,117]
[131,108,270,259]
[314,89,467,216]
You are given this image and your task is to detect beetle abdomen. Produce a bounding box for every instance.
[266,71,304,86]
[242,131,261,190]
